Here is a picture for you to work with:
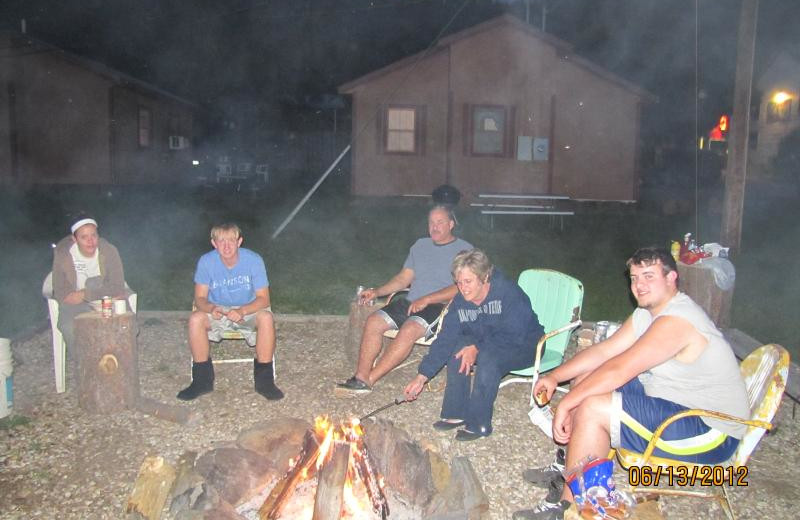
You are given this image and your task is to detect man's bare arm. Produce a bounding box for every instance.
[373,268,415,298]
[547,316,638,384]
[193,284,214,312]
[408,284,458,313]
[238,287,270,316]
[563,316,697,406]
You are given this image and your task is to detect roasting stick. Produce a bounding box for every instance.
[359,396,408,421]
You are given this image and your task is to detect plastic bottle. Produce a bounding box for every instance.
[670,241,681,262]
[0,338,13,419]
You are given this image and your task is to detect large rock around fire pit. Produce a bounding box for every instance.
[363,418,438,508]
[195,447,279,508]
[236,416,312,475]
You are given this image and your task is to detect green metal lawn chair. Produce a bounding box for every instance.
[498,269,584,404]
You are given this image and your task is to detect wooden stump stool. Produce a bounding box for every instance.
[677,262,733,329]
[344,301,380,368]
[74,311,139,414]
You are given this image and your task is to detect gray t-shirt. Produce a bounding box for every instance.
[403,237,472,301]
[632,292,749,438]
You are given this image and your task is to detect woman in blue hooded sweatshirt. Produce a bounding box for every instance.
[404,248,544,441]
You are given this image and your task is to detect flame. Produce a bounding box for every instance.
[315,424,335,470]
[279,415,383,519]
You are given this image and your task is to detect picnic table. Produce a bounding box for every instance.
[472,193,575,230]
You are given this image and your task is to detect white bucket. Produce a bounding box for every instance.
[0,338,13,419]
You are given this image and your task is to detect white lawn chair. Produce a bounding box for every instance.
[42,272,137,393]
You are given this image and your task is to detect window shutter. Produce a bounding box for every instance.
[507,105,517,158]
[376,104,385,153]
[462,103,471,155]
[417,105,427,156]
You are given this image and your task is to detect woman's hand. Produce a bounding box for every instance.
[64,290,85,305]
[455,345,478,374]
[404,374,428,401]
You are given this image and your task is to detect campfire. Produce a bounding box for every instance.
[128,416,489,520]
[259,416,389,520]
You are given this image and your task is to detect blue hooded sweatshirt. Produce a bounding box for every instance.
[418,269,545,379]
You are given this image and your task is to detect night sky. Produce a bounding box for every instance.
[2,0,797,145]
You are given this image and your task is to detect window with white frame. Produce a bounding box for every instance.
[385,106,418,153]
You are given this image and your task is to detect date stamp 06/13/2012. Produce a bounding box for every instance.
[628,465,749,487]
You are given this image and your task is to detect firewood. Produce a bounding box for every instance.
[137,397,199,425]
[126,455,177,520]
[168,451,204,515]
[351,433,389,519]
[312,442,350,520]
[259,429,321,520]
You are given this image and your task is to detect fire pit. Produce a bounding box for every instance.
[158,416,489,520]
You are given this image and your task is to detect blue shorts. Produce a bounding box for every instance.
[610,377,739,464]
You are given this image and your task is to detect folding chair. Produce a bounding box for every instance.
[498,269,584,401]
[189,304,276,378]
[42,272,137,393]
[381,290,449,348]
[615,344,790,520]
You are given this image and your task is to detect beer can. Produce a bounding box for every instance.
[355,285,365,302]
[101,296,113,318]
[593,321,609,344]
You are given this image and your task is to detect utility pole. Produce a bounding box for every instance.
[720,0,758,252]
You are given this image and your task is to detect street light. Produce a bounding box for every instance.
[771,91,791,104]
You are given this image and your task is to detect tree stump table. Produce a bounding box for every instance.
[677,261,733,329]
[344,300,380,368]
[74,311,139,414]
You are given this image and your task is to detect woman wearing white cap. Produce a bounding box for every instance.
[51,214,127,348]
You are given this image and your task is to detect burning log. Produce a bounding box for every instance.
[258,417,391,520]
[259,429,321,520]
[312,442,351,520]
[348,427,390,519]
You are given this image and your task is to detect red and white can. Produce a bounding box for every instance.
[101,296,113,318]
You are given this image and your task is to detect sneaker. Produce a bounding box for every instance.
[335,376,372,394]
[522,447,566,487]
[512,500,571,520]
[528,404,555,438]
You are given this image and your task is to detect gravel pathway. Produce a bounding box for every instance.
[1,312,797,519]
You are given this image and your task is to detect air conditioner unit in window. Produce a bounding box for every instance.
[169,135,189,150]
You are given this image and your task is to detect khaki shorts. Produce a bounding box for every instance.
[207,307,271,347]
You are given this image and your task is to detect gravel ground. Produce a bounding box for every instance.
[1,312,797,519]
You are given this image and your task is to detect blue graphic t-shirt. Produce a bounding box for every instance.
[194,247,269,307]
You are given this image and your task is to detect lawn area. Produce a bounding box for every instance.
[0,180,796,360]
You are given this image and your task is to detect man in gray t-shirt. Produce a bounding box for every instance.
[337,206,472,394]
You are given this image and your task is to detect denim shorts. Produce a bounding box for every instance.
[375,297,444,338]
[610,377,739,464]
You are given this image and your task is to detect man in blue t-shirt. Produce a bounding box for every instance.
[177,223,283,401]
